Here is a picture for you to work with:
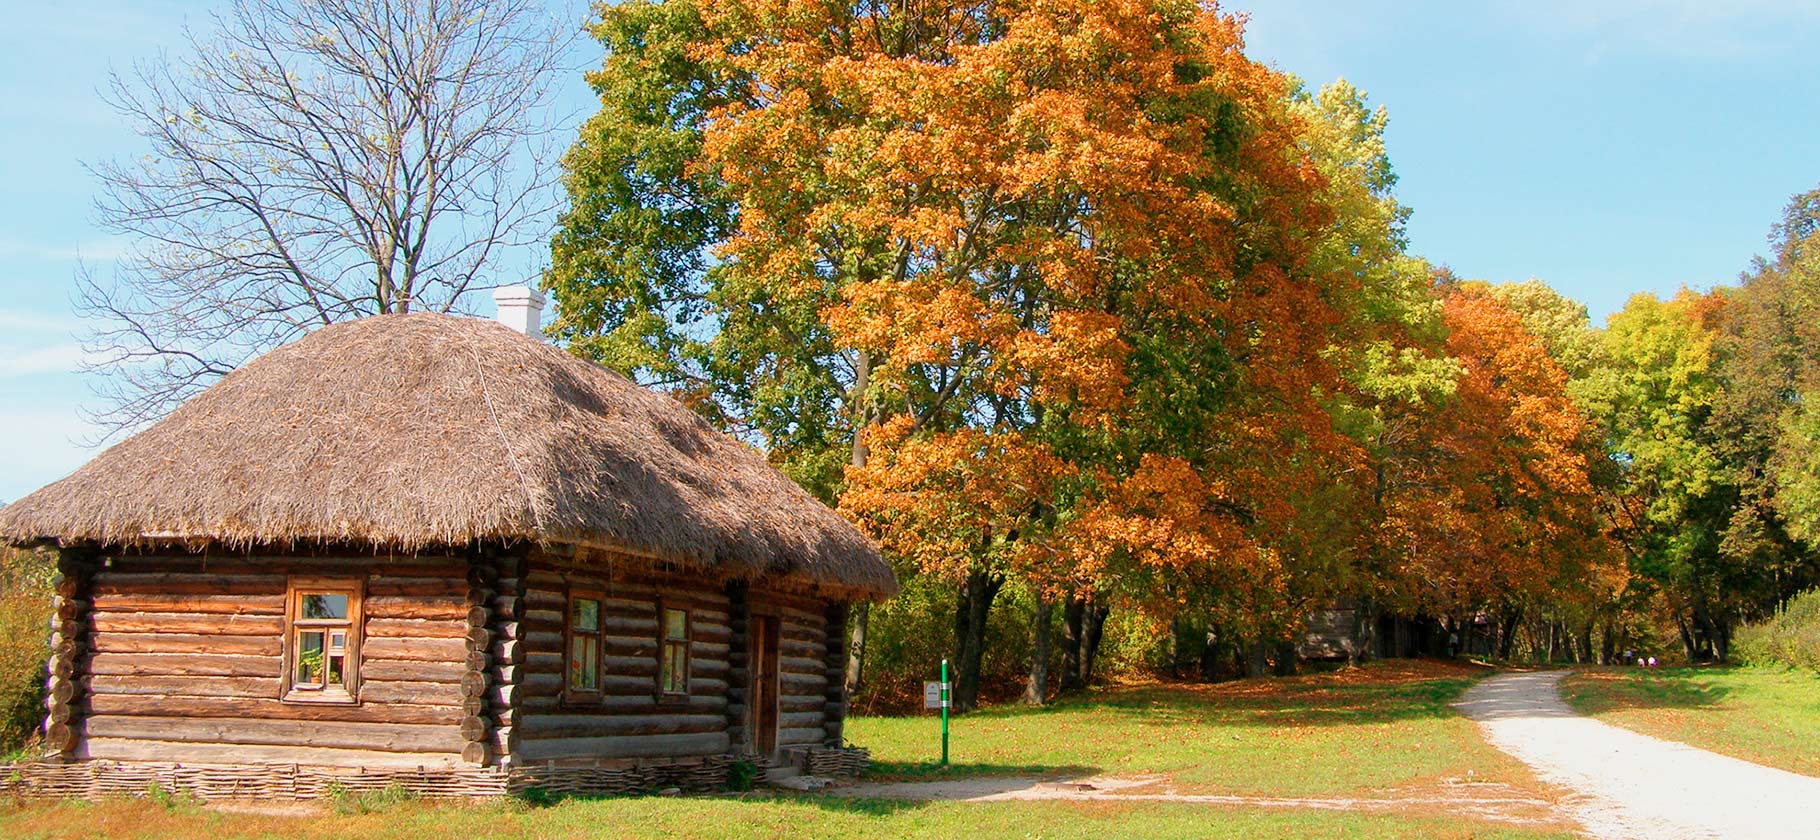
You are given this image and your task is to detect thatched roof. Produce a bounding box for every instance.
[0,313,895,599]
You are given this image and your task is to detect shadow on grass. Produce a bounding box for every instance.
[1072,680,1480,728]
[1561,666,1733,716]
[863,761,1101,782]
[886,670,1484,733]
[837,660,1506,792]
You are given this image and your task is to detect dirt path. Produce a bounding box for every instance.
[830,774,1564,829]
[1456,670,1820,840]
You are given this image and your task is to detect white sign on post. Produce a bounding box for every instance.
[923,681,943,709]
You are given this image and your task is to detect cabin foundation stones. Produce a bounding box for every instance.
[0,310,895,802]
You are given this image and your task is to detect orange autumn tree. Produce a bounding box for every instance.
[684,0,1359,705]
[713,1,1368,701]
[1375,285,1614,654]
[552,0,1398,703]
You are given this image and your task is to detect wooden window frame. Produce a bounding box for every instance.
[657,602,691,701]
[564,586,605,704]
[281,576,363,704]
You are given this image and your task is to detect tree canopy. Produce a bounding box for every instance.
[540,1,1820,699]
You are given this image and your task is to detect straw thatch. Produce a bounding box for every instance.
[0,313,895,598]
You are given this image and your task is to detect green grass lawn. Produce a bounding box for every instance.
[0,661,1572,839]
[1560,664,1820,776]
[849,660,1538,797]
[0,795,1576,840]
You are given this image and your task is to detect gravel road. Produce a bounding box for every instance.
[1456,670,1820,840]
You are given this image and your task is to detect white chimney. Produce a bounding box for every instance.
[493,285,545,340]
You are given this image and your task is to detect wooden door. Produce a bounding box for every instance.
[750,615,780,755]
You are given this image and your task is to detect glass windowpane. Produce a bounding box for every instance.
[569,636,599,691]
[662,642,687,693]
[664,608,687,640]
[572,599,600,632]
[326,655,344,687]
[302,593,349,620]
[297,631,325,686]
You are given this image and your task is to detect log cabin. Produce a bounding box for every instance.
[0,291,897,799]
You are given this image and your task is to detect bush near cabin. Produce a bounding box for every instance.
[0,547,53,756]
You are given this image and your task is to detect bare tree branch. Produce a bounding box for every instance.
[80,0,576,434]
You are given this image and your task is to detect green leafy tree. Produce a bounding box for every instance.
[1285,79,1458,664]
[1580,291,1751,659]
[1709,186,1820,614]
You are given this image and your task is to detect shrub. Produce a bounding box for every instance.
[326,781,417,814]
[727,759,758,792]
[0,548,53,756]
[852,574,1042,715]
[145,780,199,810]
[1735,588,1820,672]
[1099,609,1174,677]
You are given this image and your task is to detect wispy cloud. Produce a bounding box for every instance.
[0,235,127,263]
[0,309,87,335]
[0,343,96,378]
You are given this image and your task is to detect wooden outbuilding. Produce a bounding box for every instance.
[0,307,896,799]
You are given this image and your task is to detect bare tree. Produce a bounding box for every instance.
[80,0,573,431]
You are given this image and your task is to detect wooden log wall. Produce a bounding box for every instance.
[460,548,523,765]
[758,590,833,751]
[484,550,527,766]
[44,545,98,760]
[822,602,848,747]
[724,581,750,752]
[79,550,472,769]
[513,552,733,764]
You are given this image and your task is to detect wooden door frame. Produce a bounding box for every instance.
[748,613,781,757]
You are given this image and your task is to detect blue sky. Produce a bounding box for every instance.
[1,0,1818,501]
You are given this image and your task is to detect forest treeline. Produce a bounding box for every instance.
[542,0,1820,710]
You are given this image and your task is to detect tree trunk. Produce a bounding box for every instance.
[1496,610,1522,660]
[1199,628,1223,681]
[845,603,869,696]
[1599,621,1616,666]
[1078,601,1109,688]
[844,354,873,696]
[950,569,1004,713]
[1675,612,1698,661]
[1348,598,1376,667]
[1271,639,1299,676]
[1170,613,1194,679]
[1243,639,1270,677]
[1060,597,1085,694]
[1023,596,1052,705]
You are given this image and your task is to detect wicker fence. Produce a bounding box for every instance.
[1,747,866,802]
[0,761,510,800]
[803,745,870,779]
[508,756,732,797]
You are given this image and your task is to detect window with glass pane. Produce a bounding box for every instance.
[287,583,357,700]
[568,596,601,694]
[660,607,689,695]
